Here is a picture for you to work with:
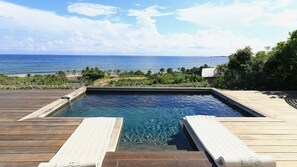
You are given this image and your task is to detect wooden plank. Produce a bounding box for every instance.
[250,146,297,153]
[0,162,40,167]
[0,129,75,135]
[258,153,297,161]
[26,117,84,121]
[0,134,71,140]
[224,125,297,130]
[0,122,81,126]
[276,161,297,167]
[231,129,297,135]
[243,140,297,146]
[221,122,288,126]
[237,135,297,140]
[0,125,78,131]
[0,153,55,162]
[217,117,282,122]
[0,112,31,119]
[0,146,60,154]
[0,140,66,147]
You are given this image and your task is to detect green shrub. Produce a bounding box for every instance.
[0,73,81,90]
[108,79,152,87]
[81,67,105,81]
[119,70,145,77]
[212,30,297,90]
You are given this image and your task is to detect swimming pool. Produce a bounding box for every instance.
[53,91,252,151]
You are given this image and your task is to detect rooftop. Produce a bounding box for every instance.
[201,68,216,78]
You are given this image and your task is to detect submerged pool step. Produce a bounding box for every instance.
[102,151,212,167]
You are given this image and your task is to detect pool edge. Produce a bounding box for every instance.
[18,87,266,121]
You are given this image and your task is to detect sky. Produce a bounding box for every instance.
[0,0,296,56]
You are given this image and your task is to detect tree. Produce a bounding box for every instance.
[213,30,297,90]
[81,67,105,81]
[72,70,77,75]
[146,70,152,76]
[212,47,255,89]
[264,30,297,90]
[166,68,173,74]
[254,51,269,62]
[56,71,66,78]
[134,70,144,76]
[228,47,253,72]
[180,67,186,74]
[114,69,121,75]
[159,68,165,74]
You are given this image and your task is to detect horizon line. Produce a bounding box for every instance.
[0,53,227,57]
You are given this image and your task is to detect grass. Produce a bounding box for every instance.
[0,66,211,89]
[100,77,209,87]
[0,74,82,90]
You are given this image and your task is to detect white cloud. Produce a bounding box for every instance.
[128,5,171,33]
[176,0,297,29]
[177,2,262,27]
[192,29,268,55]
[0,1,130,53]
[128,5,170,18]
[271,0,294,9]
[265,9,297,28]
[67,3,117,16]
[0,1,271,56]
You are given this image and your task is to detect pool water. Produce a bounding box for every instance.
[53,93,251,151]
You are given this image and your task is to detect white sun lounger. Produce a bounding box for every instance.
[38,117,117,167]
[183,115,276,167]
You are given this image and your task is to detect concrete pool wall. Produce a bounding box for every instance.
[18,87,87,121]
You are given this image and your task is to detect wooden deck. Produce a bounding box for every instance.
[0,90,212,167]
[0,90,83,167]
[2,89,297,167]
[217,90,297,167]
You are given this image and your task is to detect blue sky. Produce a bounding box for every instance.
[0,0,296,56]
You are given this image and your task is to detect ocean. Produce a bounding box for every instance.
[0,54,228,75]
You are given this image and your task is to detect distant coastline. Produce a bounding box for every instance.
[0,55,228,75]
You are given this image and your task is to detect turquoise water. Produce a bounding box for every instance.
[0,54,228,75]
[54,93,250,151]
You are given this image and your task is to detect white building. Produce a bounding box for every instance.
[201,68,216,78]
